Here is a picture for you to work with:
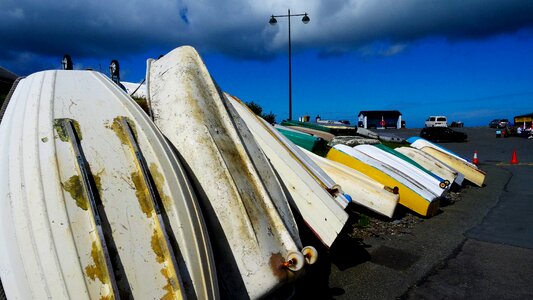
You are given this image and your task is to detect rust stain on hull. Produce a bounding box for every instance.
[269,252,289,281]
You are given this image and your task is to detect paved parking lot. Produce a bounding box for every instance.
[296,127,533,299]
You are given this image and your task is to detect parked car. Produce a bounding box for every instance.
[489,118,509,128]
[425,116,448,127]
[450,121,464,127]
[420,127,467,142]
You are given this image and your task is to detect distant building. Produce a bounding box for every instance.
[358,110,403,129]
[514,112,533,128]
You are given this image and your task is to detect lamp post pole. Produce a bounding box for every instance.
[269,9,309,121]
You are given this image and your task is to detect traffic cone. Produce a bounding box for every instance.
[511,149,519,165]
[473,150,479,165]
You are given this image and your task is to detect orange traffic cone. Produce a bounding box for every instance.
[473,150,479,165]
[511,149,519,165]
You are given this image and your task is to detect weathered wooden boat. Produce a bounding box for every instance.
[354,145,448,197]
[275,125,328,154]
[0,70,218,299]
[329,145,440,217]
[395,147,464,186]
[146,46,311,299]
[300,148,399,218]
[374,144,450,188]
[419,147,486,187]
[225,93,349,247]
[285,125,336,142]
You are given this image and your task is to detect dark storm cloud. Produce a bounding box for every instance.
[1,0,533,74]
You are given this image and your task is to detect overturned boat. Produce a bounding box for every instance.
[329,145,440,217]
[395,146,464,187]
[146,46,312,299]
[225,94,349,247]
[300,147,399,218]
[0,70,218,299]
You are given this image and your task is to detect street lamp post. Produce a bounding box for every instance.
[269,9,310,121]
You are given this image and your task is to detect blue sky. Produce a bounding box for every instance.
[1,0,532,127]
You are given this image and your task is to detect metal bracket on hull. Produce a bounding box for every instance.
[59,118,121,299]
[116,116,184,295]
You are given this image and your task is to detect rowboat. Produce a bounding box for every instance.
[285,125,336,142]
[225,93,349,247]
[0,70,218,299]
[146,46,311,299]
[281,120,357,136]
[300,148,399,218]
[268,128,349,211]
[395,147,464,186]
[275,125,328,154]
[329,145,440,217]
[407,137,476,168]
[354,145,447,197]
[374,144,450,188]
[419,146,486,187]
[281,120,333,133]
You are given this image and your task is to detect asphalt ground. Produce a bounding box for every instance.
[292,126,533,299]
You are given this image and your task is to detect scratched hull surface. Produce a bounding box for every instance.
[147,46,304,299]
[300,147,399,218]
[395,147,464,186]
[420,147,486,187]
[225,94,349,247]
[331,145,440,217]
[0,70,218,300]
[354,145,447,197]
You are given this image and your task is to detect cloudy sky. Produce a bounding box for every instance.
[1,0,533,126]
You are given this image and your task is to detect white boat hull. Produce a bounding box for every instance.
[354,145,447,197]
[408,137,477,169]
[334,145,439,202]
[147,46,304,299]
[300,147,399,218]
[395,147,464,186]
[421,146,486,187]
[0,70,218,299]
[225,94,349,248]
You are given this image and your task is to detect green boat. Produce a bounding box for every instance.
[281,120,358,136]
[281,120,333,132]
[276,126,328,155]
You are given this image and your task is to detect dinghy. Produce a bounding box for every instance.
[373,144,451,188]
[395,147,464,186]
[300,147,399,218]
[0,70,218,299]
[275,125,328,154]
[420,147,486,187]
[354,145,448,197]
[329,146,440,217]
[407,137,476,168]
[285,125,336,142]
[147,46,312,299]
[225,93,349,247]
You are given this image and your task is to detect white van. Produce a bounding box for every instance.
[425,116,448,127]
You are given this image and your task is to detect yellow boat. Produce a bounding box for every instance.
[420,146,486,187]
[326,148,440,217]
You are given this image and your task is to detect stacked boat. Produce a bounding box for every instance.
[0,45,487,299]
